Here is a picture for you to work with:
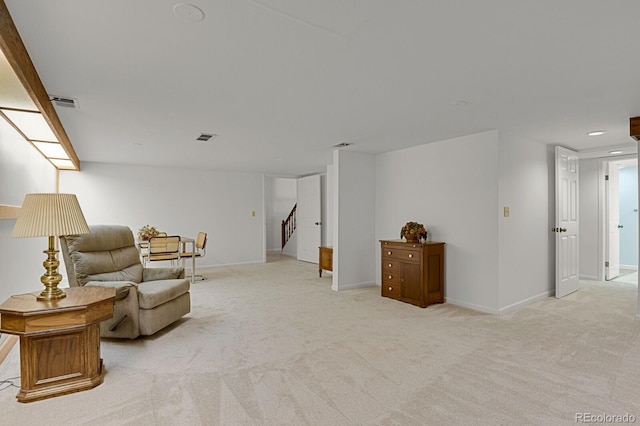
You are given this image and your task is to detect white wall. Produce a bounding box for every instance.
[59,162,265,267]
[579,158,601,280]
[375,131,501,313]
[0,119,57,302]
[497,132,552,311]
[264,177,296,253]
[324,164,334,247]
[333,150,376,291]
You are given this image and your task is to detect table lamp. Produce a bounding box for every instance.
[11,193,90,301]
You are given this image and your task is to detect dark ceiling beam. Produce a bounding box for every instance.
[631,117,640,142]
[0,0,80,170]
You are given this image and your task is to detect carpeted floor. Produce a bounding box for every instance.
[1,253,639,425]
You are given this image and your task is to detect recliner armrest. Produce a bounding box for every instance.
[86,281,137,301]
[142,267,185,282]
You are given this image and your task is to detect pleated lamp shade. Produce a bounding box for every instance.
[12,193,90,238]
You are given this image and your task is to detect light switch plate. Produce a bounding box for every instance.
[504,206,510,217]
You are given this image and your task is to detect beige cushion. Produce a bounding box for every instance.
[62,225,143,286]
[137,279,190,309]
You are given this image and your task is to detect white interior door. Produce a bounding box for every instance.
[297,175,321,263]
[605,162,621,280]
[555,146,580,298]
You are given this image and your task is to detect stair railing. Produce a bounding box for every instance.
[281,203,297,251]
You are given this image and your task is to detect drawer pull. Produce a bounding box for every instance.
[387,251,392,255]
[388,287,392,291]
[388,263,392,268]
[408,254,413,258]
[388,275,392,280]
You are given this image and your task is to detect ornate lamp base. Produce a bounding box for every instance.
[37,236,66,301]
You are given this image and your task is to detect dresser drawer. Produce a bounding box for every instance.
[382,283,401,299]
[382,260,399,272]
[382,271,400,285]
[382,248,421,263]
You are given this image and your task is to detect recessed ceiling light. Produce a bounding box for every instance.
[609,150,623,155]
[449,100,468,108]
[587,130,606,136]
[173,3,205,22]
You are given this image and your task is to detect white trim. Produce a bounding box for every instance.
[331,281,375,292]
[619,265,638,271]
[445,298,500,315]
[579,274,599,281]
[498,291,553,315]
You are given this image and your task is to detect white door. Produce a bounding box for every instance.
[605,162,621,280]
[297,175,321,263]
[555,146,580,298]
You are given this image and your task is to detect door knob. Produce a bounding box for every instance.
[560,228,567,232]
[618,224,624,229]
[314,221,321,225]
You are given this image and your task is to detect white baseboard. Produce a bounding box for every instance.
[579,275,599,281]
[498,290,553,315]
[446,290,554,316]
[620,265,638,270]
[331,281,375,291]
[445,298,500,315]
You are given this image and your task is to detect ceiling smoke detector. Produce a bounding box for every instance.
[196,133,216,142]
[49,95,79,109]
[333,142,353,148]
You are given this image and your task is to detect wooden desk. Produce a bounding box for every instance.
[0,286,115,403]
[319,246,333,277]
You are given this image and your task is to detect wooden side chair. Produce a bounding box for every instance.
[146,235,181,267]
[180,231,208,281]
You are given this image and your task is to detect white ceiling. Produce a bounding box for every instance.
[4,0,640,177]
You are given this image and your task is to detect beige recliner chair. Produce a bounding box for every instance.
[60,224,191,339]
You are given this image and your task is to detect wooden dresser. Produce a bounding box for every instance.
[380,240,445,308]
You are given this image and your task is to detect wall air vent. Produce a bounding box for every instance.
[49,95,79,109]
[333,142,353,148]
[196,133,216,142]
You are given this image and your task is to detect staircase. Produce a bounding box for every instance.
[281,203,297,251]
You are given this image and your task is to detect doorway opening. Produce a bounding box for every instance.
[603,156,638,285]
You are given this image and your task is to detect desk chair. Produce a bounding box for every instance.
[147,235,181,267]
[180,232,207,281]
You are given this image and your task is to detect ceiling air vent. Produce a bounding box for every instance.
[196,133,216,142]
[333,142,353,148]
[49,95,79,109]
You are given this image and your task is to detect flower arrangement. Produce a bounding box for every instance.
[400,221,427,242]
[138,225,160,241]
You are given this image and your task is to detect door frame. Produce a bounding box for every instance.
[598,154,638,281]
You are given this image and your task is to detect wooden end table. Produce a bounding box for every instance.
[0,286,115,403]
[319,246,333,277]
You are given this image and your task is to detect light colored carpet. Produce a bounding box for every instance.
[1,253,639,425]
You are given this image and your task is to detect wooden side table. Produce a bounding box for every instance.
[319,246,333,277]
[0,286,115,403]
